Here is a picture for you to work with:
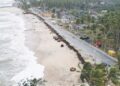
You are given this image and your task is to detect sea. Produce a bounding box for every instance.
[0,0,44,86]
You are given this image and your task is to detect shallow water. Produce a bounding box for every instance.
[0,0,44,86]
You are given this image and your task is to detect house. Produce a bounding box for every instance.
[100,1,105,5]
[41,11,53,18]
[61,14,75,24]
[61,18,70,24]
[101,10,108,13]
[72,24,88,30]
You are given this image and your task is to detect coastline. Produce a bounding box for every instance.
[0,6,80,85]
[0,6,44,85]
[24,14,81,86]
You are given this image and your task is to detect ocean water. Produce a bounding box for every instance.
[0,0,44,86]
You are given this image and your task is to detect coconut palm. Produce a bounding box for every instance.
[108,66,120,86]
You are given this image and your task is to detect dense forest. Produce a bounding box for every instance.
[28,0,120,11]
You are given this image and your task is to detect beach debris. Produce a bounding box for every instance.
[61,44,64,47]
[23,11,29,14]
[70,67,76,72]
[53,36,61,42]
[53,36,58,40]
[57,38,61,42]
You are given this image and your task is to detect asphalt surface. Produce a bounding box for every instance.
[45,20,117,66]
[31,9,117,66]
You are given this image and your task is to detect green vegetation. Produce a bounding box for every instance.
[18,79,45,86]
[19,0,120,86]
[117,53,120,69]
[81,62,120,86]
[19,0,30,11]
[99,11,120,50]
[81,11,120,54]
[80,63,107,86]
[28,0,120,11]
[109,66,120,86]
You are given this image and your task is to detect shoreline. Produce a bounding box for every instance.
[0,7,44,85]
[29,11,117,65]
[30,12,85,64]
[24,14,81,86]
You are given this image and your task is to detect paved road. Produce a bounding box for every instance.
[31,10,117,66]
[45,20,117,66]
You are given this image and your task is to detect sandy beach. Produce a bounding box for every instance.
[24,14,81,86]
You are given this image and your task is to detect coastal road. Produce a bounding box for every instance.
[45,20,117,66]
[30,10,117,66]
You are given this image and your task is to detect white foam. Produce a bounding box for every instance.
[0,2,45,85]
[9,12,45,86]
[0,0,14,7]
[12,63,44,84]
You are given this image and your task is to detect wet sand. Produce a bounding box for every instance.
[24,14,81,86]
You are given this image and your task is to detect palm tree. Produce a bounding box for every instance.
[117,53,120,69]
[108,66,120,86]
[80,62,92,82]
[80,63,107,86]
[20,0,30,11]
